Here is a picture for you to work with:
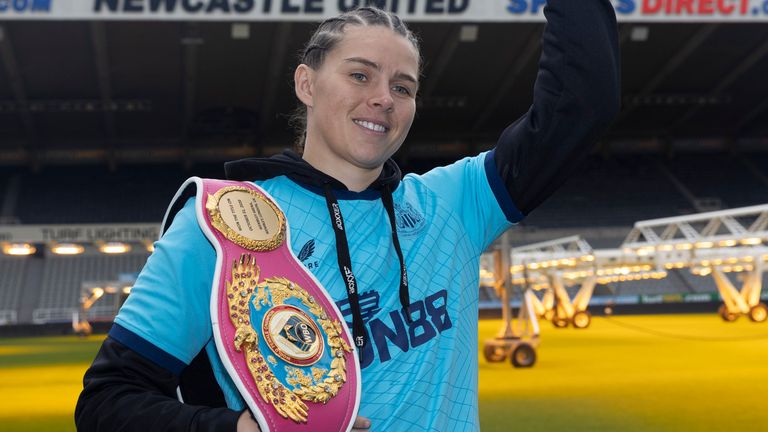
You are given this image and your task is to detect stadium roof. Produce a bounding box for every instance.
[1,12,767,167]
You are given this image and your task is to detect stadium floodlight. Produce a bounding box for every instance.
[2,243,36,256]
[623,204,768,251]
[622,204,768,322]
[51,243,85,255]
[98,242,131,254]
[76,282,134,336]
[482,204,768,330]
[508,236,598,329]
[740,237,763,246]
[481,231,540,368]
[695,241,714,249]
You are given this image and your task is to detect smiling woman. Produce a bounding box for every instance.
[76,3,621,432]
[297,24,419,190]
[291,9,422,191]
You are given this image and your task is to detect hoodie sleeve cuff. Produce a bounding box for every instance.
[484,150,525,223]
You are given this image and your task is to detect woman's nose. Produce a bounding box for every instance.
[369,85,394,112]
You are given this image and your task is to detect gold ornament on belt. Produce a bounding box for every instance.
[226,254,353,423]
[206,186,286,252]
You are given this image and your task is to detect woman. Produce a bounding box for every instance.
[76,2,620,431]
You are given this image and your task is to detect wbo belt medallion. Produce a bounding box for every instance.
[263,304,324,366]
[180,178,359,431]
[225,254,353,420]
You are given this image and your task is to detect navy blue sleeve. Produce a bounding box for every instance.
[109,323,187,375]
[75,335,241,432]
[494,0,621,215]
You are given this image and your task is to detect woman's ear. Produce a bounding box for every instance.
[294,64,314,108]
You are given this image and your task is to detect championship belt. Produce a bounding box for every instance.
[174,177,361,432]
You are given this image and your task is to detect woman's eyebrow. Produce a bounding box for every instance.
[344,57,418,84]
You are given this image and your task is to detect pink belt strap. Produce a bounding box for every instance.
[182,177,360,432]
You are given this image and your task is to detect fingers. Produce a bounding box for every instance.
[352,416,371,431]
[236,410,261,432]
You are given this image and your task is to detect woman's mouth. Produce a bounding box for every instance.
[354,119,389,133]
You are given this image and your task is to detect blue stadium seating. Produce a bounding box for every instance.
[1,153,767,326]
[0,257,28,319]
[665,153,768,209]
[523,154,768,228]
[37,252,150,311]
[14,164,223,224]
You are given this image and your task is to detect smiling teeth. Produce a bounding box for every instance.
[355,120,387,133]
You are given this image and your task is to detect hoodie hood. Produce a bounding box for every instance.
[224,150,402,192]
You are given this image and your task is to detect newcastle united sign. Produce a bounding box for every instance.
[1,0,767,22]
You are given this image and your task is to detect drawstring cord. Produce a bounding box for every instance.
[380,184,412,323]
[322,184,368,359]
[321,183,412,361]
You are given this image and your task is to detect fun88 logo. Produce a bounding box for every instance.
[0,0,51,13]
[357,289,453,369]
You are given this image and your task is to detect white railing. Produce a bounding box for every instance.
[86,305,119,320]
[0,310,17,325]
[32,307,77,324]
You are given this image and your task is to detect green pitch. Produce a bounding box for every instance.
[478,314,768,431]
[1,314,767,431]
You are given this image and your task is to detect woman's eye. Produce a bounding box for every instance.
[350,72,367,81]
[393,85,412,96]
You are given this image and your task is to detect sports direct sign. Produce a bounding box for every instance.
[1,0,767,21]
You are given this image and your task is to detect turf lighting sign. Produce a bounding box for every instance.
[0,224,159,243]
[2,0,768,21]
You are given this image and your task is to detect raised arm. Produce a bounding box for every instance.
[494,0,621,215]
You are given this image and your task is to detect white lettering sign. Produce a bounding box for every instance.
[0,0,766,22]
[0,223,159,243]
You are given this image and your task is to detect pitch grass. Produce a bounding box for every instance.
[0,335,104,431]
[1,315,767,431]
[478,314,768,431]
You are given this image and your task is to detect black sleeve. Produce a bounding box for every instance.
[74,336,241,432]
[494,0,621,215]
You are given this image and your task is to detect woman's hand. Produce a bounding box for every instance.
[352,416,372,431]
[237,410,260,432]
[237,411,371,431]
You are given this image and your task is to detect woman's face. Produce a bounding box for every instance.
[296,25,420,172]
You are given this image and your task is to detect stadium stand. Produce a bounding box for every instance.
[33,252,149,323]
[2,153,765,227]
[523,155,694,228]
[14,164,223,224]
[1,153,767,326]
[0,257,28,324]
[742,153,768,183]
[664,153,768,210]
[0,172,15,222]
[478,285,499,303]
[674,269,722,294]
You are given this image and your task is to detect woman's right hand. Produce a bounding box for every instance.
[352,416,372,431]
[236,410,260,432]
